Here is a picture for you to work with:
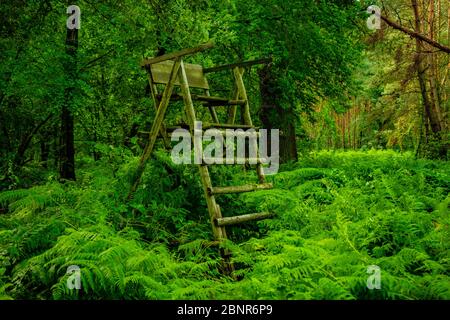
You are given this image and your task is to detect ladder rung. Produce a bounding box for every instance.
[201,99,246,106]
[138,131,149,137]
[208,183,273,195]
[215,212,274,227]
[155,93,246,106]
[164,123,258,133]
[169,129,261,138]
[151,132,261,140]
[203,123,256,130]
[202,157,268,165]
[202,130,261,137]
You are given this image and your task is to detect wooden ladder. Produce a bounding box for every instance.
[128,43,274,271]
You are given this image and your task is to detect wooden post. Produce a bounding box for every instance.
[128,58,181,199]
[227,81,239,125]
[145,66,171,148]
[140,42,214,66]
[215,212,274,227]
[178,60,235,274]
[203,57,273,74]
[233,67,265,183]
[204,89,220,123]
[233,67,252,126]
[177,59,228,241]
[209,183,273,195]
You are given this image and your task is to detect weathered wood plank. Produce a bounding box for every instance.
[234,67,266,183]
[151,60,209,89]
[178,59,228,242]
[209,183,273,195]
[127,58,182,200]
[140,42,214,66]
[145,66,171,148]
[200,98,246,106]
[203,122,255,130]
[215,212,274,227]
[234,67,252,127]
[227,83,239,125]
[203,157,268,165]
[203,57,273,74]
[204,89,220,123]
[155,93,246,105]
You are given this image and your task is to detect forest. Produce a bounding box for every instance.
[0,0,449,300]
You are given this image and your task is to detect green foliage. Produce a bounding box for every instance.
[0,0,448,301]
[0,151,448,300]
[10,226,224,299]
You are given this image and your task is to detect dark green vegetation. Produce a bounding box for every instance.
[0,0,449,300]
[0,151,449,299]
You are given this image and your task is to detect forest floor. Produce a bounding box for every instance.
[0,150,448,299]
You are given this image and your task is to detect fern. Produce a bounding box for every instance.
[0,151,449,300]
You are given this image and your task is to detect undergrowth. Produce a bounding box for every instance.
[0,150,448,299]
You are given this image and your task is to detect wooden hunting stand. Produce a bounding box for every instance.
[128,43,274,270]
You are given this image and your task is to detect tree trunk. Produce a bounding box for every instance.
[427,0,444,132]
[412,0,441,135]
[60,2,77,180]
[411,0,447,158]
[258,64,297,163]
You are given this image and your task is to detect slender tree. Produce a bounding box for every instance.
[60,2,78,180]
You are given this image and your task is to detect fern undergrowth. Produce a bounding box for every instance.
[0,150,448,300]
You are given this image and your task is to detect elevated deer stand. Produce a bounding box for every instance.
[129,43,274,274]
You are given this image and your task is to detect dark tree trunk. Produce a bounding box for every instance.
[60,3,78,180]
[411,0,446,158]
[53,124,59,168]
[258,64,298,163]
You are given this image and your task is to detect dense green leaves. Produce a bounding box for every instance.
[0,151,448,299]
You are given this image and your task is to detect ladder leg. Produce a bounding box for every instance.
[227,82,239,125]
[233,67,266,183]
[198,165,227,241]
[178,60,234,274]
[205,89,220,123]
[178,60,227,240]
[128,58,181,200]
[146,67,171,148]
